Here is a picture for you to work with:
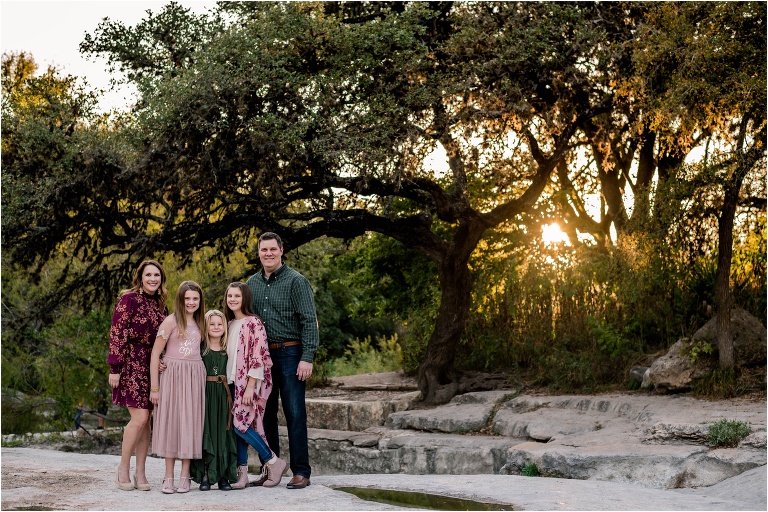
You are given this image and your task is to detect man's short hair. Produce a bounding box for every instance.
[258,232,283,249]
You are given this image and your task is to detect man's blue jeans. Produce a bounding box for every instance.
[229,383,273,465]
[263,344,311,478]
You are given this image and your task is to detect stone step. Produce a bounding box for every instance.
[272,424,765,490]
[279,390,420,432]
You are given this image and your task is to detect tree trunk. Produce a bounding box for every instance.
[417,249,473,405]
[714,179,742,368]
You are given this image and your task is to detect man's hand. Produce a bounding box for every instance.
[297,361,313,381]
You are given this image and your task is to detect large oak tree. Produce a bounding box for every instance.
[4,2,763,402]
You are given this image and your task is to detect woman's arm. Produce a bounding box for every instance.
[149,316,174,404]
[107,294,134,388]
[244,316,269,405]
[241,376,260,406]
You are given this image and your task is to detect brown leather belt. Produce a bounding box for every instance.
[269,340,301,350]
[206,374,233,430]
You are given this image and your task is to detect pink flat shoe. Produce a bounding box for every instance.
[161,477,175,494]
[177,476,191,494]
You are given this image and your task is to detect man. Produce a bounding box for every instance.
[246,232,318,489]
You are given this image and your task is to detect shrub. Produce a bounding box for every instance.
[707,418,752,447]
[691,367,744,399]
[685,339,714,363]
[521,462,540,477]
[587,317,631,358]
[325,335,403,377]
[1,398,45,435]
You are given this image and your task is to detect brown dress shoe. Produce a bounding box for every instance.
[286,475,311,489]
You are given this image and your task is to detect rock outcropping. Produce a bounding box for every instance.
[272,372,767,490]
[643,307,766,392]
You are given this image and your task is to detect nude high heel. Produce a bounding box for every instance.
[116,467,134,491]
[133,474,151,491]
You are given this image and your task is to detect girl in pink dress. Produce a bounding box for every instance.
[149,281,207,494]
[224,282,287,489]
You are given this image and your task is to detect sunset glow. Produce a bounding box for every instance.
[541,223,570,246]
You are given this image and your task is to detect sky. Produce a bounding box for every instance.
[1,0,214,111]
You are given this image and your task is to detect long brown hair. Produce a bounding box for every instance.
[202,309,228,356]
[173,281,205,338]
[119,260,168,309]
[224,282,255,323]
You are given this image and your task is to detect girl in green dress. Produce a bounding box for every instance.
[191,310,238,490]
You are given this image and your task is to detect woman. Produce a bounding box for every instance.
[108,260,168,491]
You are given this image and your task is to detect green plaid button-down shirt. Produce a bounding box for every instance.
[246,264,319,363]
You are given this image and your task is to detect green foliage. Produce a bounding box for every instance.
[325,335,403,378]
[587,317,631,359]
[32,309,111,432]
[1,395,47,435]
[289,236,403,359]
[459,205,766,392]
[306,344,331,390]
[731,217,768,317]
[691,367,747,399]
[463,234,686,388]
[707,419,752,448]
[685,339,714,364]
[521,462,540,477]
[327,234,438,369]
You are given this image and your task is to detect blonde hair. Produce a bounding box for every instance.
[203,309,228,356]
[173,281,205,338]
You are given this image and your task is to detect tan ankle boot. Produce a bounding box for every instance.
[230,465,249,490]
[263,457,288,488]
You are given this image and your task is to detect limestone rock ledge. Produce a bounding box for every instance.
[281,387,765,490]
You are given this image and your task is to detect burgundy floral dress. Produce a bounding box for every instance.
[108,291,167,409]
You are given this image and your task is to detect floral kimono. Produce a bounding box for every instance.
[231,315,273,439]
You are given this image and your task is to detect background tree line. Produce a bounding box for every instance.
[2,1,765,431]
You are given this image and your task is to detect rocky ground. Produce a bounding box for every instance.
[2,372,766,510]
[1,447,766,511]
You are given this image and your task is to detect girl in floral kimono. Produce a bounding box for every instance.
[223,282,287,489]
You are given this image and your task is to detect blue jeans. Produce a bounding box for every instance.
[263,344,311,478]
[229,384,273,465]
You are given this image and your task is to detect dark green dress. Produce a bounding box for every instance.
[191,349,238,484]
